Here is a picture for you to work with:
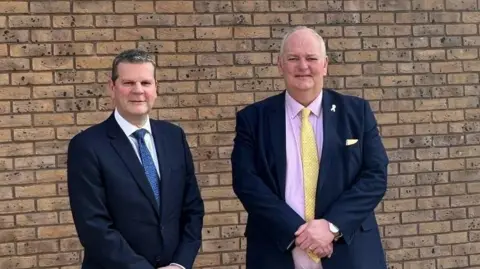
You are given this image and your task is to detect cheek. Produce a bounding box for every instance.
[145,89,157,100]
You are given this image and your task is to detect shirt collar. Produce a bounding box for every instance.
[285,90,323,119]
[114,109,152,138]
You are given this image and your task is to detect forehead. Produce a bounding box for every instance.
[283,30,322,55]
[116,62,155,79]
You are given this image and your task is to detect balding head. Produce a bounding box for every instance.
[279,26,326,59]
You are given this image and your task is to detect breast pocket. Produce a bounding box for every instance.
[345,139,362,179]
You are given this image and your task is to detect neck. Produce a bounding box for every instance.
[288,88,322,107]
[117,109,148,128]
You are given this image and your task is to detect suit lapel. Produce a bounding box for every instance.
[151,120,171,222]
[316,90,338,214]
[107,115,160,218]
[267,92,287,199]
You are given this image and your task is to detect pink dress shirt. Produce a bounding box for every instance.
[285,91,324,269]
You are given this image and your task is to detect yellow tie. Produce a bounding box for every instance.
[301,108,320,263]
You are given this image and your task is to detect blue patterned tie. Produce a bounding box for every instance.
[132,129,160,205]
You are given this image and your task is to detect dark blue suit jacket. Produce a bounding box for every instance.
[67,114,204,269]
[231,89,389,269]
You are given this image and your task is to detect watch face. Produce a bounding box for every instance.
[329,223,339,233]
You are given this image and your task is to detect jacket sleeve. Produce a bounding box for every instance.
[323,100,389,244]
[171,129,205,269]
[231,110,305,251]
[67,135,155,269]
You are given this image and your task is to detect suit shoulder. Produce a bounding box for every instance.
[326,89,368,112]
[237,92,283,118]
[151,119,184,135]
[68,120,108,152]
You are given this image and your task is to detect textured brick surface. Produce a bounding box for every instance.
[1,1,480,268]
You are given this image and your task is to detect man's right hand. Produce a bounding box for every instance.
[295,220,335,258]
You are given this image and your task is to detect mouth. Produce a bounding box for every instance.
[295,75,312,79]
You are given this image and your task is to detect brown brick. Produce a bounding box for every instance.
[13,128,55,141]
[217,40,252,52]
[74,29,114,41]
[0,256,37,268]
[362,39,395,51]
[53,15,93,28]
[0,2,28,13]
[253,13,289,25]
[402,210,434,223]
[234,27,270,38]
[0,30,29,43]
[55,71,95,84]
[115,1,153,13]
[0,143,33,157]
[9,15,50,28]
[73,1,113,13]
[53,43,94,56]
[17,239,58,254]
[39,252,80,267]
[329,38,362,50]
[446,0,477,10]
[403,235,436,247]
[202,238,239,252]
[0,58,29,71]
[32,57,73,71]
[446,24,478,35]
[31,30,71,42]
[115,28,154,41]
[345,51,377,62]
[218,67,253,79]
[158,82,195,95]
[198,81,234,93]
[386,248,419,261]
[233,1,269,12]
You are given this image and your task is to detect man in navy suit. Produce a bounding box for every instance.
[67,49,204,269]
[231,26,389,269]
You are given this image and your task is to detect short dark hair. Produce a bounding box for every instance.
[111,49,156,82]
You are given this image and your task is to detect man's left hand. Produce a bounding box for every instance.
[158,266,181,269]
[295,219,335,257]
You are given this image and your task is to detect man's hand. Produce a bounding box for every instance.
[295,219,335,258]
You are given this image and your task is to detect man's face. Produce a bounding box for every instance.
[278,30,328,94]
[109,62,157,124]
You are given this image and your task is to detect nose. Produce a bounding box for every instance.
[131,82,143,93]
[298,58,308,70]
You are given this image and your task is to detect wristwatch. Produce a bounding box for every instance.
[329,222,342,241]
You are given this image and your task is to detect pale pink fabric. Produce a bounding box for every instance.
[284,91,324,269]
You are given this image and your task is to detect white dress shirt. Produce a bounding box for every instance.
[114,109,185,269]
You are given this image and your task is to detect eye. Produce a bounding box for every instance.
[141,82,152,86]
[124,81,134,85]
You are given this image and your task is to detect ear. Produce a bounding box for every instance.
[108,78,115,98]
[322,56,329,76]
[277,55,284,76]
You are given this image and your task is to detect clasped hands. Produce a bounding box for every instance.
[294,219,335,259]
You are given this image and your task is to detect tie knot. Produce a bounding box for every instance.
[132,128,148,141]
[302,108,311,119]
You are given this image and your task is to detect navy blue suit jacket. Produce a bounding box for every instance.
[231,89,389,269]
[67,114,204,269]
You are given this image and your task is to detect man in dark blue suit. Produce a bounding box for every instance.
[231,26,389,269]
[67,49,204,269]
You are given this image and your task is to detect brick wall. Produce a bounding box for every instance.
[1,0,480,268]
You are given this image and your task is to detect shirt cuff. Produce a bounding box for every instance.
[287,238,295,251]
[170,263,185,269]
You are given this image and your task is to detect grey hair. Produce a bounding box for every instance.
[279,26,326,58]
[111,49,156,82]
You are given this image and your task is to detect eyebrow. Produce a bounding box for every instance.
[286,53,320,57]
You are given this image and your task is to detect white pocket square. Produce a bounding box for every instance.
[346,139,358,146]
